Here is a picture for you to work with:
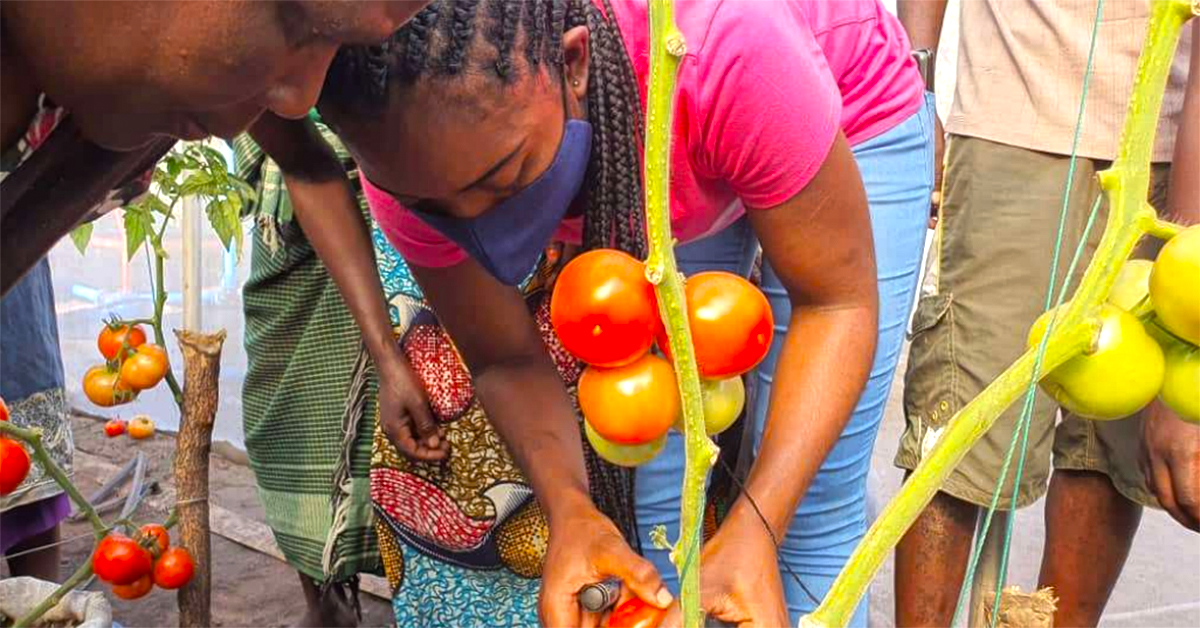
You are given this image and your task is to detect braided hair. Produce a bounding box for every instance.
[320,0,647,547]
[319,0,647,258]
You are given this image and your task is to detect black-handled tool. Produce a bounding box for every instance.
[578,578,622,613]
[577,579,735,627]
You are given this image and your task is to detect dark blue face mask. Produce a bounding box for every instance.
[408,118,593,286]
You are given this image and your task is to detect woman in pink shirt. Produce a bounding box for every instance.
[284,0,932,624]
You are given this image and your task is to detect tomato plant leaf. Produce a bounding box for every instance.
[123,206,153,261]
[70,223,94,254]
[205,198,243,260]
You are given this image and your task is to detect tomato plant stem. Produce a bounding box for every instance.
[0,422,109,538]
[803,3,1196,626]
[644,2,711,627]
[149,226,185,406]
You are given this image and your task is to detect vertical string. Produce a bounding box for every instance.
[949,0,1107,624]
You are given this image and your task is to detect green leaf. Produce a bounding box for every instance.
[206,198,243,259]
[123,207,152,261]
[70,223,94,254]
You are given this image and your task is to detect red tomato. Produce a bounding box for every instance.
[605,598,667,628]
[658,272,773,378]
[92,533,153,585]
[551,249,661,367]
[98,324,147,361]
[111,574,153,600]
[0,396,9,422]
[579,354,678,445]
[0,438,32,496]
[120,344,169,391]
[139,524,170,556]
[152,547,195,590]
[104,419,127,438]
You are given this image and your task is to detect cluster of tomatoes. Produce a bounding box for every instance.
[550,250,773,467]
[93,524,194,600]
[85,324,169,408]
[1033,225,1198,423]
[0,397,33,497]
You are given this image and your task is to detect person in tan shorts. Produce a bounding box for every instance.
[895,1,1200,626]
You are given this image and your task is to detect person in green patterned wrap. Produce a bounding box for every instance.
[234,112,435,627]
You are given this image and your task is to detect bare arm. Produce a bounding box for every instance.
[693,134,877,627]
[410,259,670,625]
[898,0,949,65]
[248,113,446,460]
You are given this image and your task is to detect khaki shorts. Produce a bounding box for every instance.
[896,135,1171,510]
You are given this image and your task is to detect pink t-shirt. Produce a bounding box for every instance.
[364,0,923,269]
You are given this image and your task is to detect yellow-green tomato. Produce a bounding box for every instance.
[1108,259,1153,312]
[1028,304,1165,420]
[700,376,745,436]
[584,422,666,467]
[672,377,747,436]
[1159,338,1199,424]
[1149,225,1200,345]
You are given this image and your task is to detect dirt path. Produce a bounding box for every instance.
[4,413,394,628]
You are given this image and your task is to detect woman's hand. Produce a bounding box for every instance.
[664,514,789,628]
[375,345,448,462]
[540,493,673,628]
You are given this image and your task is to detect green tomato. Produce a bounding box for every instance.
[671,376,746,436]
[1028,304,1165,420]
[1149,225,1200,345]
[1107,259,1153,312]
[584,422,666,467]
[1158,336,1199,424]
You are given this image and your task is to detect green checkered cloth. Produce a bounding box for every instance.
[233,122,381,583]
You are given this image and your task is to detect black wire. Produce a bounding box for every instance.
[715,452,822,606]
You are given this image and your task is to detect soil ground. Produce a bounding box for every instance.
[1,413,394,628]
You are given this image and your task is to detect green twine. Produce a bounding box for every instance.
[949,0,1108,624]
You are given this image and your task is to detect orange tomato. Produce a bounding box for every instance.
[120,344,169,391]
[658,272,773,378]
[111,574,153,600]
[98,324,147,361]
[551,249,661,367]
[128,416,156,440]
[84,366,136,407]
[579,354,678,445]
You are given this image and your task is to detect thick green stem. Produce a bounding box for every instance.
[12,558,95,628]
[644,2,709,627]
[803,2,1196,626]
[0,422,108,538]
[150,230,184,405]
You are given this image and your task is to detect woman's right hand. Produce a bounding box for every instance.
[376,345,448,462]
[540,492,673,628]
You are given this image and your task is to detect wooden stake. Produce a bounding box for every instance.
[173,329,226,628]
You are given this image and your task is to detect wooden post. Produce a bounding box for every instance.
[172,329,225,628]
[967,512,1009,627]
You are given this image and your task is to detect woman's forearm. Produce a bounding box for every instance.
[249,116,401,368]
[730,304,877,538]
[286,175,400,363]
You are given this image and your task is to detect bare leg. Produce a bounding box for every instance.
[895,489,979,627]
[5,524,61,581]
[295,572,358,628]
[1039,469,1141,628]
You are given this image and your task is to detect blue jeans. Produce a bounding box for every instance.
[634,94,935,627]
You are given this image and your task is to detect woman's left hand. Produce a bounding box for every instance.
[662,513,790,628]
